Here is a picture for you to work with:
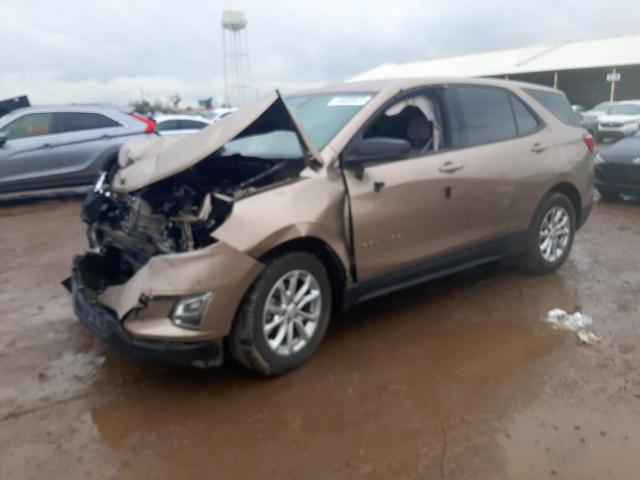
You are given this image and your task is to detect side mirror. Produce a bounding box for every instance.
[342,137,410,178]
[0,132,7,147]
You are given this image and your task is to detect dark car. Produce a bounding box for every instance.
[594,132,640,200]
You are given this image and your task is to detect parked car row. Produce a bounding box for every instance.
[0,106,237,198]
[573,100,640,142]
[3,77,638,374]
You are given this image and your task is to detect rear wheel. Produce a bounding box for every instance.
[523,193,576,274]
[229,252,331,375]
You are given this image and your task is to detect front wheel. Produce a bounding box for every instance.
[229,252,331,375]
[523,193,576,275]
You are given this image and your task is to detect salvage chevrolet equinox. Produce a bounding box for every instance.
[67,78,595,374]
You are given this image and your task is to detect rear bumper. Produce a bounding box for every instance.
[71,256,223,368]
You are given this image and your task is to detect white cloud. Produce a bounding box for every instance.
[1,0,639,107]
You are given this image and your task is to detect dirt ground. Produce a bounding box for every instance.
[0,196,639,480]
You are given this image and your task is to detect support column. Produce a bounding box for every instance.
[609,67,618,102]
[553,71,559,90]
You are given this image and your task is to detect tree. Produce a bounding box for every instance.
[170,93,181,110]
[130,99,152,115]
[150,100,164,114]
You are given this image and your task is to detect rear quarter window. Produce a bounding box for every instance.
[523,89,581,127]
[509,95,540,136]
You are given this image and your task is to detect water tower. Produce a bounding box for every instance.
[222,9,251,107]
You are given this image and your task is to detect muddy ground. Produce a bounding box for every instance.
[0,197,638,480]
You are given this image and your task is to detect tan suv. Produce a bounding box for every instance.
[67,78,594,374]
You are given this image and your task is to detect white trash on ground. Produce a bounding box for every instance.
[545,309,601,345]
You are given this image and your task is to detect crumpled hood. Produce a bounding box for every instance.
[112,91,322,193]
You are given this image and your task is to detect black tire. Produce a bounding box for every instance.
[104,156,120,181]
[597,188,620,202]
[229,252,332,375]
[523,193,576,275]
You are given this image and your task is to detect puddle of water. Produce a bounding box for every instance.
[430,323,565,383]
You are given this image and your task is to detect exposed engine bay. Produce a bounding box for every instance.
[81,151,304,283]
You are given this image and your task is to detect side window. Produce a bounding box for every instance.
[157,120,179,131]
[0,113,54,140]
[509,95,540,136]
[456,86,517,146]
[57,112,120,133]
[523,89,581,127]
[362,92,447,156]
[179,120,208,130]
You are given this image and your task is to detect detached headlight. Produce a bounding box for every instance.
[594,153,606,166]
[171,292,213,330]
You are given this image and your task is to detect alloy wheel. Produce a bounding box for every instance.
[539,206,571,263]
[262,269,322,356]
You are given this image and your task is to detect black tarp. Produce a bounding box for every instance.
[0,96,30,117]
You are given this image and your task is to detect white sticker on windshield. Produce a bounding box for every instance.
[327,95,372,107]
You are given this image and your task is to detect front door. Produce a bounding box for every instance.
[343,90,471,281]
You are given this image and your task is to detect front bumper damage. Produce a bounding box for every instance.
[66,91,327,367]
[70,240,263,367]
[72,257,223,367]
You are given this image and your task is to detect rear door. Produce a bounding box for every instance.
[453,85,557,243]
[54,111,125,185]
[344,87,472,281]
[0,112,60,193]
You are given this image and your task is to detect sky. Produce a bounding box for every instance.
[1,0,639,108]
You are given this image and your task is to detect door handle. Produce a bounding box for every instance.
[531,142,547,153]
[439,161,464,173]
[41,142,53,148]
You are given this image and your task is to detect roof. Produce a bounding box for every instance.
[351,33,640,82]
[153,114,211,122]
[7,104,123,115]
[297,77,556,96]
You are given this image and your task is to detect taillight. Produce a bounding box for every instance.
[583,132,595,153]
[129,113,156,134]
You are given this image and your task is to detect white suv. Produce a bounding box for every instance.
[597,101,640,141]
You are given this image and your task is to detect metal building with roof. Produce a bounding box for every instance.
[351,33,640,108]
